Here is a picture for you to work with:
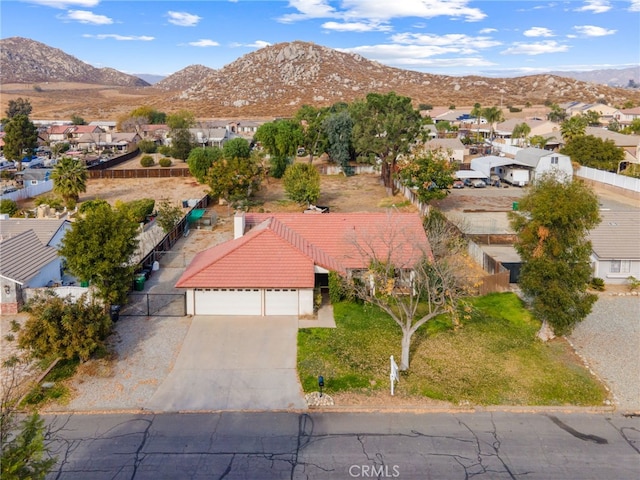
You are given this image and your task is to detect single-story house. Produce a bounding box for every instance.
[426,138,466,163]
[514,147,573,181]
[176,212,431,316]
[0,218,72,313]
[589,211,640,285]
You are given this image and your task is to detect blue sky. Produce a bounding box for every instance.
[1,0,638,77]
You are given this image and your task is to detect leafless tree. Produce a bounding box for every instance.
[346,212,473,371]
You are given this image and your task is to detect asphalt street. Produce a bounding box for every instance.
[44,411,639,479]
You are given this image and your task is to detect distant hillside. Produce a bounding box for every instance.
[0,36,149,87]
[548,67,640,88]
[154,64,216,91]
[155,41,640,117]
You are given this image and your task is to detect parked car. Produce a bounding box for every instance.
[472,179,487,188]
[463,178,474,187]
[452,180,465,189]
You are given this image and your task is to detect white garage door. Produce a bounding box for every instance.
[194,288,262,316]
[264,289,299,316]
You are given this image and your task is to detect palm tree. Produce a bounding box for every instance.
[560,116,587,143]
[50,157,87,208]
[511,122,531,146]
[481,106,504,140]
[547,103,567,123]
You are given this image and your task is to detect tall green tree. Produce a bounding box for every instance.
[1,411,55,480]
[560,116,587,142]
[3,114,38,170]
[4,97,32,119]
[167,110,196,161]
[560,135,625,172]
[283,162,321,205]
[509,175,601,340]
[59,203,139,306]
[206,154,263,206]
[396,146,457,202]
[350,92,422,194]
[156,198,184,233]
[255,120,303,178]
[294,104,329,162]
[323,110,353,172]
[222,137,251,160]
[50,157,88,208]
[187,147,222,183]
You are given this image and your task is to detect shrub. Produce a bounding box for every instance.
[328,271,347,304]
[138,139,158,154]
[34,194,64,211]
[140,155,155,167]
[509,107,522,113]
[0,199,18,216]
[627,276,640,291]
[159,157,172,167]
[589,277,605,291]
[79,198,109,214]
[120,198,155,223]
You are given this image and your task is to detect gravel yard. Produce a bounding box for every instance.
[569,293,640,412]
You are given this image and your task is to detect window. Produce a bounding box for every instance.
[609,260,630,273]
[550,156,559,165]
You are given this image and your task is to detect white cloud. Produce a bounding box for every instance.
[391,32,501,50]
[167,11,201,27]
[322,21,391,32]
[523,27,554,37]
[573,25,616,36]
[230,40,271,48]
[479,28,497,34]
[575,0,611,13]
[83,34,154,41]
[279,0,486,24]
[630,0,640,12]
[501,40,569,55]
[188,39,220,47]
[64,10,112,25]
[279,0,337,23]
[25,0,99,8]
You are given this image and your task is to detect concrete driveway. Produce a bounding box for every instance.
[146,316,307,411]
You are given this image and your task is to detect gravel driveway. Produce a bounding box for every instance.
[569,294,640,412]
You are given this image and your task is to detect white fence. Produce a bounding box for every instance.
[0,180,53,202]
[394,180,431,216]
[317,164,379,175]
[576,166,640,193]
[23,286,92,304]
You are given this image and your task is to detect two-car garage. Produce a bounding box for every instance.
[189,288,310,316]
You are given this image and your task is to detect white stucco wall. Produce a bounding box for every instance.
[592,257,640,285]
[298,288,315,316]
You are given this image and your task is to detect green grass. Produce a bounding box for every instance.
[297,293,608,406]
[21,358,78,408]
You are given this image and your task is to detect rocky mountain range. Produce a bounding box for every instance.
[548,67,639,88]
[155,41,640,117]
[1,36,639,119]
[0,37,149,87]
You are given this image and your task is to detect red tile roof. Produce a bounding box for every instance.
[176,212,431,289]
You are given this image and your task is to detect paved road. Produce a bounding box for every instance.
[45,411,639,479]
[146,316,306,411]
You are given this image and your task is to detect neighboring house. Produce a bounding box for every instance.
[0,218,72,313]
[15,169,52,187]
[140,124,171,144]
[189,127,233,148]
[426,138,466,163]
[46,124,75,143]
[76,132,141,152]
[589,211,640,285]
[88,120,117,132]
[514,147,573,181]
[614,107,640,126]
[176,212,431,316]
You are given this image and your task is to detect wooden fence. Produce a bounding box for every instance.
[88,168,191,179]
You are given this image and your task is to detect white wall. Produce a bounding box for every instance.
[298,288,315,316]
[25,259,62,288]
[576,166,640,193]
[592,257,640,285]
[0,180,53,202]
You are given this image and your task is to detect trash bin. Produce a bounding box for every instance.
[80,280,89,287]
[134,274,146,291]
[109,305,120,322]
[512,201,519,211]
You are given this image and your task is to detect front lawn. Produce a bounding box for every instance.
[297,293,608,406]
